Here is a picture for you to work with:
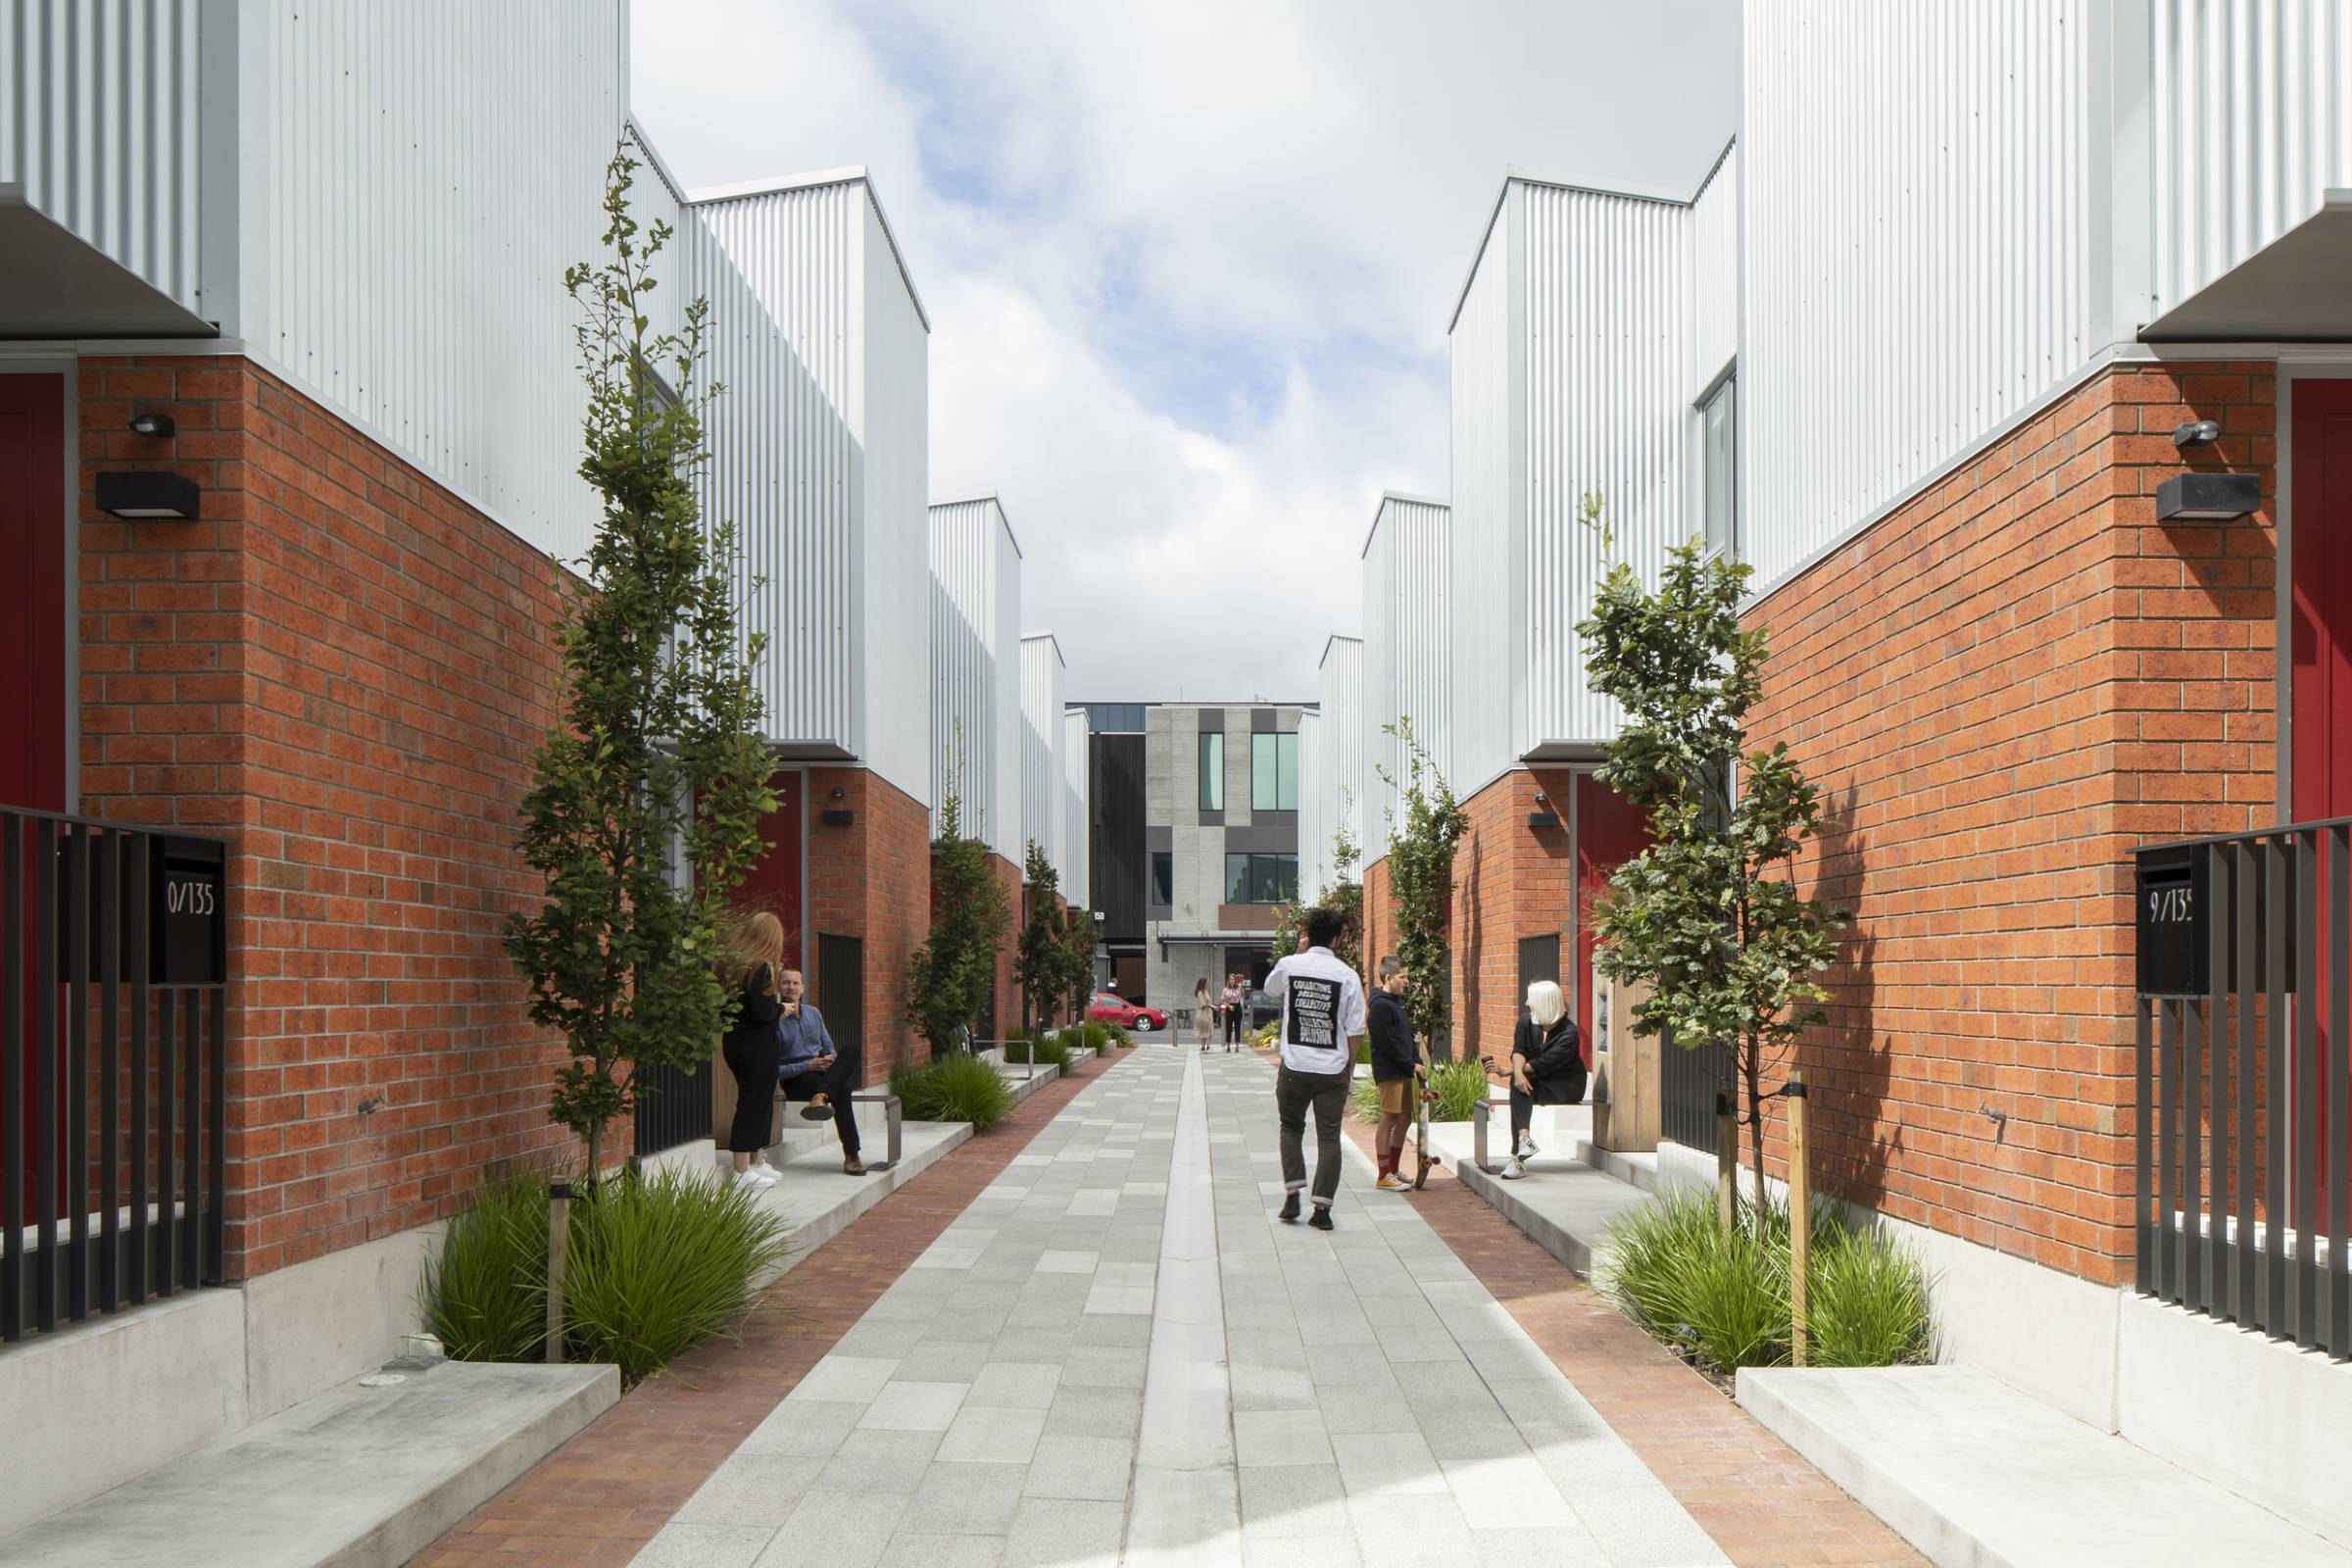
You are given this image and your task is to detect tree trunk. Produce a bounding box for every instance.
[586,1122,603,1192]
[1743,1032,1766,1227]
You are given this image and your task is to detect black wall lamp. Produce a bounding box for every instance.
[2172,419,2221,449]
[129,412,176,438]
[96,470,201,520]
[2156,471,2260,522]
[1528,789,1561,832]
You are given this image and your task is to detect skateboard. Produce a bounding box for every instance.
[1412,1037,1440,1189]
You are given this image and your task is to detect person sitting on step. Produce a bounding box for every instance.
[775,967,865,1176]
[1498,979,1587,1181]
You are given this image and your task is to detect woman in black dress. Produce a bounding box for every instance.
[719,911,788,1189]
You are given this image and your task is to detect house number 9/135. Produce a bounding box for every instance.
[2146,886,2193,923]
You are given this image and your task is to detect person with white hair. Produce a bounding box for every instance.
[1498,979,1587,1180]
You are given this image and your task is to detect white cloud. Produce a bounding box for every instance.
[630,0,1739,700]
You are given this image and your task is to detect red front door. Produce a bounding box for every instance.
[1,374,67,1210]
[735,770,806,972]
[0,375,66,813]
[2293,380,2352,822]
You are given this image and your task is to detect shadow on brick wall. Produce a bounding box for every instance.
[1798,785,1901,1213]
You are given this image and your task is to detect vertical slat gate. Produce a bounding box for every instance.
[2296,829,2319,1349]
[2329,825,2349,1355]
[2,816,21,1344]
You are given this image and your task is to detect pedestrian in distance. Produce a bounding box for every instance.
[1367,955,1423,1191]
[1496,979,1587,1181]
[1193,977,1217,1052]
[1221,975,1246,1049]
[773,966,864,1175]
[718,912,789,1189]
[1266,906,1368,1231]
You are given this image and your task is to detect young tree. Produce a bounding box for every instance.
[1058,905,1100,1027]
[506,150,776,1180]
[1378,720,1466,1053]
[1577,522,1847,1213]
[1270,802,1365,981]
[907,751,1011,1056]
[1012,840,1064,1031]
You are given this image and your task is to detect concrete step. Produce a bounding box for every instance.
[1452,1150,1654,1276]
[0,1358,616,1568]
[1738,1364,2352,1568]
[748,1116,973,1289]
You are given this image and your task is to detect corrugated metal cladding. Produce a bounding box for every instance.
[1740,0,2095,590]
[1018,635,1065,883]
[2149,0,2352,320]
[1062,710,1091,905]
[1690,144,1740,396]
[1315,635,1364,889]
[1360,498,1450,860]
[1,0,207,315]
[240,1,625,563]
[1448,215,1512,796]
[927,500,1022,859]
[1517,180,1695,758]
[695,175,932,803]
[1297,712,1323,898]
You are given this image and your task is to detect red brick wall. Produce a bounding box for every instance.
[76,355,582,1280]
[987,851,1022,1043]
[1449,767,1587,1064]
[1747,361,2278,1285]
[805,766,933,1083]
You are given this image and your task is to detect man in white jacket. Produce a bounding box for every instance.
[1263,906,1368,1230]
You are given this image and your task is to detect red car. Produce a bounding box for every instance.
[1088,992,1166,1033]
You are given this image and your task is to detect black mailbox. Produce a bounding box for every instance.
[152,836,227,985]
[2135,845,2207,997]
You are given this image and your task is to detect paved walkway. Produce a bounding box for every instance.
[632,1049,1733,1566]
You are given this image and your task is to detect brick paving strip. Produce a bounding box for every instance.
[413,1049,1126,1568]
[1332,1089,1926,1568]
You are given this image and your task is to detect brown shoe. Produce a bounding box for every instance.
[843,1156,866,1176]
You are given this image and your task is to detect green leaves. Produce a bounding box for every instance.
[1576,526,1849,1202]
[506,146,777,1175]
[1377,716,1465,1048]
[1013,840,1066,1030]
[908,762,1013,1054]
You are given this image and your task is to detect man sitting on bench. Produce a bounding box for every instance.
[776,967,864,1176]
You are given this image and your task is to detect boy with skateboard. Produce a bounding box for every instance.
[1367,956,1424,1191]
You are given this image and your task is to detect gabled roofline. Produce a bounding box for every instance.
[1360,489,1450,561]
[1446,134,1738,333]
[687,166,932,333]
[1319,632,1363,669]
[928,493,1024,560]
[623,118,691,206]
[1021,631,1066,669]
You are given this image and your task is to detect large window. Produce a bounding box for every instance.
[1150,851,1172,906]
[1702,375,1737,558]
[1199,731,1224,811]
[1250,731,1298,811]
[1224,852,1298,905]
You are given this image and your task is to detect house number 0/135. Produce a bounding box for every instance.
[166,877,218,916]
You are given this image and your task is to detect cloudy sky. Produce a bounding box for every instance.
[632,1,1739,703]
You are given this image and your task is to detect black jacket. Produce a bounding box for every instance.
[1511,1012,1588,1104]
[1367,990,1416,1082]
[723,962,784,1052]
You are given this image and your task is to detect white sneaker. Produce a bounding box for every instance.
[1514,1133,1540,1159]
[735,1167,777,1190]
[1498,1157,1528,1181]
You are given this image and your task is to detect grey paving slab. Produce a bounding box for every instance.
[628,1049,1726,1568]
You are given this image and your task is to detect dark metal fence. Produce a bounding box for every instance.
[1661,1034,1726,1153]
[2,808,229,1344]
[632,1055,711,1158]
[2135,819,2351,1358]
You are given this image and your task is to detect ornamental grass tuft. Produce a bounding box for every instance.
[891,1051,1015,1131]
[1001,1029,1073,1070]
[1349,1057,1493,1123]
[1596,1188,1936,1375]
[423,1163,791,1388]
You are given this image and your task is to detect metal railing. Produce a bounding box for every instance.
[632,1055,710,1158]
[2135,818,2352,1357]
[1660,1034,1725,1154]
[3,808,229,1344]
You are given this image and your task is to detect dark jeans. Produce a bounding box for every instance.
[783,1046,862,1157]
[1224,1008,1243,1044]
[720,1032,782,1153]
[1276,1062,1353,1206]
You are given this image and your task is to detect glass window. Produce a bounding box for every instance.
[1224,853,1298,904]
[1199,731,1223,811]
[1151,851,1172,906]
[1250,732,1300,810]
[1703,376,1737,558]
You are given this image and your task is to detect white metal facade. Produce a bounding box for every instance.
[1063,708,1091,908]
[1297,710,1323,899]
[695,173,932,803]
[1359,495,1451,860]
[1740,1,2352,593]
[927,499,1023,860]
[1446,154,1737,789]
[1313,634,1364,892]
[1019,634,1066,889]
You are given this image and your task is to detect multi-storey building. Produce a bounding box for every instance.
[1142,703,1311,1022]
[1081,704,1151,1001]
